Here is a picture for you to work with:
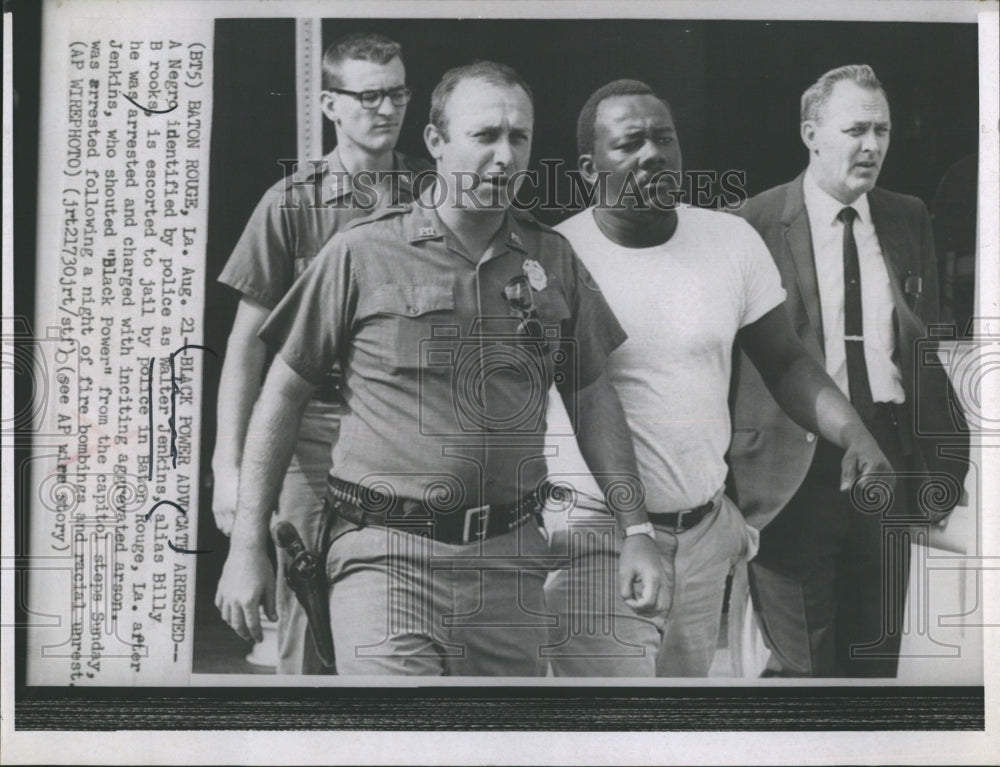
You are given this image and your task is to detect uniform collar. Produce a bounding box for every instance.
[803,166,872,226]
[406,182,530,255]
[318,148,350,204]
[320,148,414,204]
[407,186,446,243]
[503,210,530,254]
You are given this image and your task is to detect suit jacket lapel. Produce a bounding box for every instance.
[868,190,910,315]
[869,189,924,411]
[781,173,825,347]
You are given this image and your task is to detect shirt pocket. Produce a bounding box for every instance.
[529,289,573,384]
[532,287,571,325]
[530,288,572,350]
[365,282,456,374]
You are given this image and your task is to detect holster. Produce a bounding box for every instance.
[281,536,336,670]
[290,495,363,673]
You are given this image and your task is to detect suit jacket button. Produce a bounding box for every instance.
[806,433,816,443]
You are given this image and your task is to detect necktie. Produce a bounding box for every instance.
[838,206,875,424]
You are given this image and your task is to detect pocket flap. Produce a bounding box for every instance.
[533,290,571,324]
[366,282,455,318]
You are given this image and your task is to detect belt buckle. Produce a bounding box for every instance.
[672,509,690,534]
[461,504,491,544]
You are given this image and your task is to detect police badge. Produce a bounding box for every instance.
[522,259,547,291]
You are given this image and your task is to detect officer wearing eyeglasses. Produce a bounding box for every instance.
[212,32,429,674]
[326,84,413,110]
[215,60,668,675]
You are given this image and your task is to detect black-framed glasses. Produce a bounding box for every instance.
[327,86,412,109]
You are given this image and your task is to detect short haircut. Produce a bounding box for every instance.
[429,60,534,140]
[800,64,885,123]
[576,79,673,157]
[321,33,403,90]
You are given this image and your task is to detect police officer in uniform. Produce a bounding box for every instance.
[215,61,668,675]
[211,32,428,674]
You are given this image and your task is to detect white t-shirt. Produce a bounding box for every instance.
[547,206,786,514]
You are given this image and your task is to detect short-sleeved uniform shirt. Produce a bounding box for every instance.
[218,148,431,401]
[259,192,627,507]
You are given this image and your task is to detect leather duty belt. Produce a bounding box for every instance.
[324,476,546,545]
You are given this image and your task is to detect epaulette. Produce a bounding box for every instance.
[341,202,414,232]
[510,207,564,236]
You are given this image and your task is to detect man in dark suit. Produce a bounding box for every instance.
[730,64,969,677]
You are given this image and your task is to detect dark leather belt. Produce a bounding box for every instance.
[647,492,722,534]
[324,476,544,545]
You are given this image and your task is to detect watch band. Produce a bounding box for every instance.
[623,521,656,541]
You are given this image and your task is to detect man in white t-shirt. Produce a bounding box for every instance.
[543,79,891,677]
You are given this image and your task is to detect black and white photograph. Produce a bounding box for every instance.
[3,0,998,763]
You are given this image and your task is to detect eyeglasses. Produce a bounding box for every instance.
[327,86,412,109]
[501,276,549,350]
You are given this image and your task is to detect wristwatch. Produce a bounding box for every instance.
[623,521,656,541]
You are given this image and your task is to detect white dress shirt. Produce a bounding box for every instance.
[803,169,905,404]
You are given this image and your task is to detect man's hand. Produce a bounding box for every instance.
[214,356,314,643]
[215,544,277,643]
[739,306,898,497]
[210,466,239,536]
[566,371,673,616]
[839,422,894,492]
[619,534,672,616]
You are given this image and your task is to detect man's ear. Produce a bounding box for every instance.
[801,121,818,154]
[579,154,598,186]
[424,123,445,160]
[320,90,339,125]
